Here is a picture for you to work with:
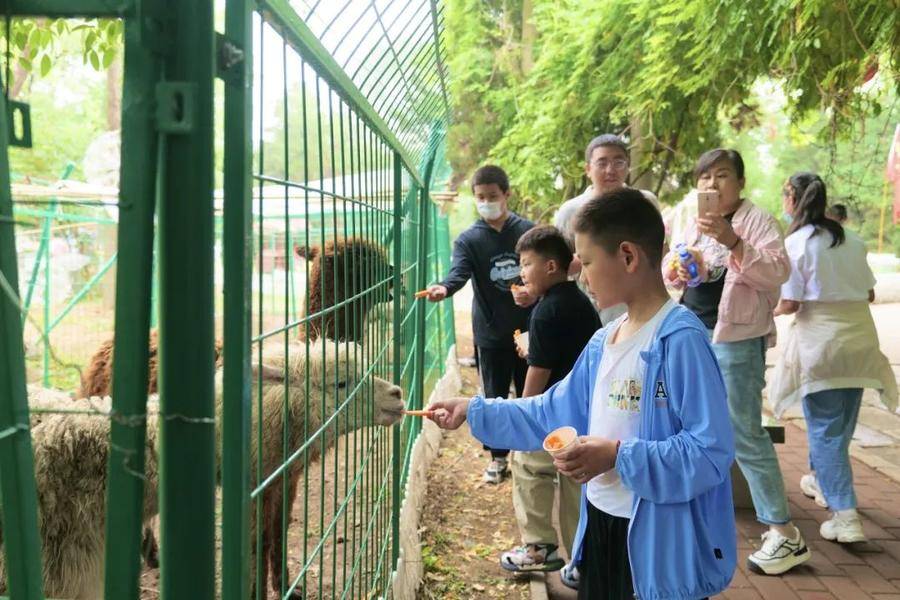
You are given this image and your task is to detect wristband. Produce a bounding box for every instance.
[727,235,741,251]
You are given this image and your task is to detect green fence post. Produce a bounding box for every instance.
[0,83,44,600]
[413,143,437,434]
[222,0,254,598]
[157,2,217,598]
[391,152,403,567]
[41,214,50,386]
[102,8,164,600]
[435,207,455,359]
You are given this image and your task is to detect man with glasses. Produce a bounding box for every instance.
[550,134,658,592]
[555,135,659,320]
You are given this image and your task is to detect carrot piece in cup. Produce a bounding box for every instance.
[543,426,578,457]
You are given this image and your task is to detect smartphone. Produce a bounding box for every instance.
[697,190,720,217]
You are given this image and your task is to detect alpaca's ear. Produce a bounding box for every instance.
[295,243,319,260]
[252,363,284,382]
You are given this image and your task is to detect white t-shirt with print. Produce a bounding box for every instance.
[782,224,876,303]
[585,299,676,518]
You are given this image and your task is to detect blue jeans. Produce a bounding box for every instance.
[711,334,791,524]
[802,388,863,511]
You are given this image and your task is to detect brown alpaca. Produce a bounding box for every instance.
[79,330,224,399]
[295,237,393,342]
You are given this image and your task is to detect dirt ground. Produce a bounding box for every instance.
[415,368,532,600]
[138,423,395,600]
[416,287,532,600]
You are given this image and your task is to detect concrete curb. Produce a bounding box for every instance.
[529,572,550,600]
[390,345,463,600]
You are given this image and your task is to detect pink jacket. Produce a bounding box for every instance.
[665,199,790,346]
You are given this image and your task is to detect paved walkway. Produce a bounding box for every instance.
[544,421,900,600]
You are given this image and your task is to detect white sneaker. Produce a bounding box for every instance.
[483,457,509,484]
[560,562,579,589]
[821,510,867,543]
[746,528,811,575]
[800,473,828,508]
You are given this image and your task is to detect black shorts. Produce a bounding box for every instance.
[579,503,633,600]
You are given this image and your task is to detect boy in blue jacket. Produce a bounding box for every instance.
[428,189,737,600]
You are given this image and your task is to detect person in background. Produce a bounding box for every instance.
[770,172,897,543]
[552,134,658,328]
[499,225,600,575]
[426,165,534,484]
[825,203,848,225]
[664,148,810,576]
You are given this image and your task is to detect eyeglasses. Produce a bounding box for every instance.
[590,159,628,171]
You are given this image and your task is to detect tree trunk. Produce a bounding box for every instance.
[106,56,122,131]
[629,117,656,191]
[9,59,30,99]
[521,0,536,75]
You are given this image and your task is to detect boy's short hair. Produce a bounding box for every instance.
[471,165,510,193]
[826,203,848,222]
[573,188,665,267]
[585,134,629,163]
[515,225,574,270]
[694,148,745,181]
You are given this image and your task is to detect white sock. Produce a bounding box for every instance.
[836,508,859,519]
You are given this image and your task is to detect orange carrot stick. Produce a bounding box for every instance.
[414,290,429,299]
[403,409,435,417]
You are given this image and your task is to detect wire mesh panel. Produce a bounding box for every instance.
[222,4,452,594]
[223,2,454,599]
[0,1,453,599]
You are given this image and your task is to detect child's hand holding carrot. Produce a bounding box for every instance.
[424,397,471,430]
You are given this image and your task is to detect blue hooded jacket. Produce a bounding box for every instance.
[468,305,737,600]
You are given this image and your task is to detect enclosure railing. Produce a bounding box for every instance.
[0,1,452,600]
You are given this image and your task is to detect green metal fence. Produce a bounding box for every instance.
[0,1,453,599]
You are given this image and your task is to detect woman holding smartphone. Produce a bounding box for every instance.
[770,172,897,543]
[664,149,808,576]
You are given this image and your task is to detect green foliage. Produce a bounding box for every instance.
[445,0,900,218]
[2,21,116,181]
[724,80,898,251]
[8,54,107,181]
[4,18,121,80]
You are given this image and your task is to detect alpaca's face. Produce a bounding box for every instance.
[266,340,404,427]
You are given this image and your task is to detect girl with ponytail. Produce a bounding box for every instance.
[785,173,845,247]
[770,172,897,545]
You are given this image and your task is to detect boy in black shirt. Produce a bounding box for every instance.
[499,225,601,573]
[426,165,534,483]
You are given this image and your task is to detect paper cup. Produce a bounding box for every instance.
[543,426,578,457]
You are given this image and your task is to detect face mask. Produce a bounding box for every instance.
[477,201,503,221]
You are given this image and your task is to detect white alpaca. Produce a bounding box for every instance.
[0,339,404,599]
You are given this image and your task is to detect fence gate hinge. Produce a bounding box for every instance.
[155,82,195,134]
[215,32,245,84]
[6,100,32,148]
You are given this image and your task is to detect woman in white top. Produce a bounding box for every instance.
[770,172,898,545]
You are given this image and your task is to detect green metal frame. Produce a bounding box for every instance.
[101,5,163,599]
[0,2,454,599]
[156,2,217,598]
[0,81,44,600]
